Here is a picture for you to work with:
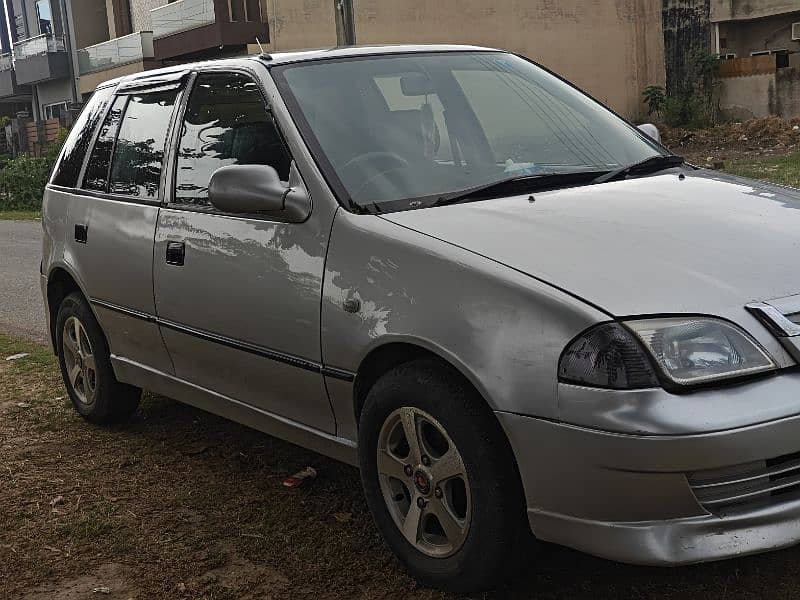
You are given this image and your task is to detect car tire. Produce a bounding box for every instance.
[55,292,141,424]
[358,358,528,592]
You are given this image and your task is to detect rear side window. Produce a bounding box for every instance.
[82,95,126,192]
[108,90,179,198]
[173,72,291,208]
[50,86,114,187]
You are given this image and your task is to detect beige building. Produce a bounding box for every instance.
[0,0,666,132]
[264,0,666,120]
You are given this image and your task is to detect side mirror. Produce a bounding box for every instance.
[637,123,661,144]
[208,162,311,222]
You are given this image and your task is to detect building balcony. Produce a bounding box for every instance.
[151,0,268,60]
[0,52,29,100]
[77,32,156,95]
[13,34,69,85]
[712,1,800,22]
[0,53,15,97]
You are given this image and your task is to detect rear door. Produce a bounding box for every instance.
[152,68,335,433]
[63,76,185,376]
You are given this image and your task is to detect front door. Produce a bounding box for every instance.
[153,70,335,433]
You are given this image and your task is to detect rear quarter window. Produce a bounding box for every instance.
[50,86,115,188]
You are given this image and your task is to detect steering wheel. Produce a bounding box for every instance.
[350,165,411,200]
[341,151,411,177]
[339,151,413,204]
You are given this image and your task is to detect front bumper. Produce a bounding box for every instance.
[497,405,800,566]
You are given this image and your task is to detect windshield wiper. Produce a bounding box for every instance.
[591,154,685,185]
[433,171,605,207]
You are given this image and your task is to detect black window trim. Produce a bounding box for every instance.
[163,65,299,223]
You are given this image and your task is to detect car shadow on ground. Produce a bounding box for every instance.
[131,397,800,600]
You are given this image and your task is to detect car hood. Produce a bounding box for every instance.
[381,171,800,317]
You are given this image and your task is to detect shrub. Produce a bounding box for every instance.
[0,128,67,212]
[662,95,714,129]
[642,85,666,119]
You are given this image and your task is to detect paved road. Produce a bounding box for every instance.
[0,219,47,342]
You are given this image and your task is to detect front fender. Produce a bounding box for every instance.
[321,209,607,441]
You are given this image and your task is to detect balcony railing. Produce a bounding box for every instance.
[13,34,66,60]
[78,32,154,75]
[151,0,215,39]
[0,53,12,71]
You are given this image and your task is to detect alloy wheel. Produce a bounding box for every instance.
[377,407,471,558]
[62,316,98,405]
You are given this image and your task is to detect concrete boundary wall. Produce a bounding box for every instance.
[718,54,800,120]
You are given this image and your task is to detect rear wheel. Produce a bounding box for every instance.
[359,359,528,592]
[56,293,141,423]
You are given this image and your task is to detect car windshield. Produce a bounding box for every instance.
[273,51,664,212]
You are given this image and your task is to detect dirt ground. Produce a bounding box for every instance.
[9,336,800,599]
[660,116,800,166]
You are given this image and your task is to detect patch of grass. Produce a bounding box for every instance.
[0,333,434,600]
[725,152,800,188]
[0,332,55,369]
[0,333,60,413]
[0,209,41,220]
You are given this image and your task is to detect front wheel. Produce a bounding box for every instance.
[358,359,528,592]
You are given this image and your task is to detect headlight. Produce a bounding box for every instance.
[625,317,776,386]
[559,317,776,390]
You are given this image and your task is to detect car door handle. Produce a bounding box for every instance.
[74,224,88,244]
[165,241,185,266]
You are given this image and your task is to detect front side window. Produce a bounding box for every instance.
[108,90,178,198]
[173,72,291,208]
[274,52,663,211]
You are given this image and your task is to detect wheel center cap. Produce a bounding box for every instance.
[413,470,431,495]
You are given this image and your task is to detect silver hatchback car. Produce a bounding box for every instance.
[41,45,800,591]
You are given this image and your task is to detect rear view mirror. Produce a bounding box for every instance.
[208,163,311,222]
[400,73,435,96]
[637,123,661,144]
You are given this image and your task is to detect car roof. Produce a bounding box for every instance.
[262,43,501,65]
[98,44,504,90]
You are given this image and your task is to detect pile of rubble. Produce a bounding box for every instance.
[660,116,800,166]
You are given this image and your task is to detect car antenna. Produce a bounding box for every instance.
[255,37,272,61]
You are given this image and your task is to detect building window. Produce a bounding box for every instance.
[43,102,67,120]
[35,0,53,35]
[774,49,790,68]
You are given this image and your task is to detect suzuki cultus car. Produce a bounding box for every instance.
[41,45,800,592]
